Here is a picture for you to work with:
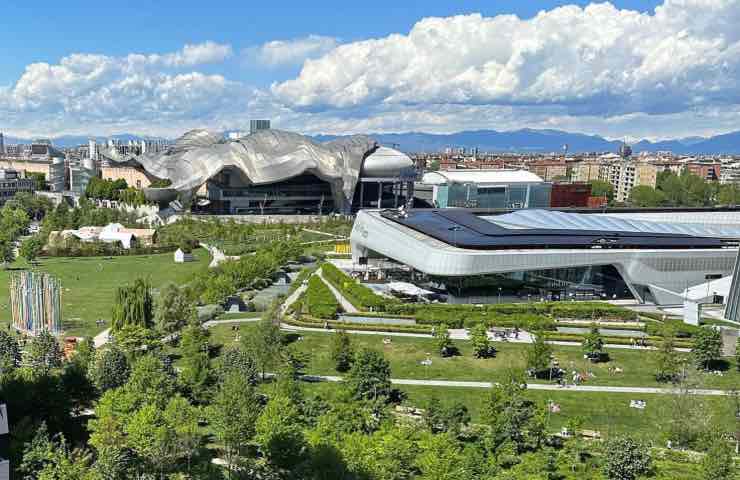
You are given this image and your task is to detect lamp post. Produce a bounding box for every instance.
[498,287,502,304]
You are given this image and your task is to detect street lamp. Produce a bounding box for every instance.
[498,287,502,304]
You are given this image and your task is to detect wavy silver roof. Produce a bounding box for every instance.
[99,129,378,211]
[482,209,740,239]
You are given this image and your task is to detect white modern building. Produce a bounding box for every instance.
[350,209,740,306]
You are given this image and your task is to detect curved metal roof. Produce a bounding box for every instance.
[422,169,543,186]
[483,209,740,239]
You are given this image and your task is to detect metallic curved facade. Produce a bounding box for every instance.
[350,210,739,305]
[100,129,380,212]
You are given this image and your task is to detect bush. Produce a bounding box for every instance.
[321,263,395,311]
[305,276,340,319]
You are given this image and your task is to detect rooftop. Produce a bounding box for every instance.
[421,169,543,186]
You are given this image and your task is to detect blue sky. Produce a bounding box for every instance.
[1,0,737,140]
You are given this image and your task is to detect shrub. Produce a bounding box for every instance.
[305,276,340,319]
[321,263,394,311]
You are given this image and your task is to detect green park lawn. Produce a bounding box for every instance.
[302,382,736,443]
[211,324,740,390]
[0,248,209,338]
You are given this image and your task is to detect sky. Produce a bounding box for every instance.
[1,0,738,141]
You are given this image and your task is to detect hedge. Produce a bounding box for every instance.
[321,263,396,311]
[554,322,647,333]
[542,332,693,348]
[305,276,340,319]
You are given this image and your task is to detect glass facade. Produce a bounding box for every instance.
[439,182,551,209]
[428,264,634,303]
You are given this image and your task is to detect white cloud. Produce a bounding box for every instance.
[273,0,740,117]
[0,42,247,136]
[251,35,339,67]
[159,41,233,67]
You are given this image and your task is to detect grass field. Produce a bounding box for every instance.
[300,382,737,443]
[0,248,209,338]
[210,324,740,390]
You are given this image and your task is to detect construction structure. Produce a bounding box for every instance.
[9,271,62,335]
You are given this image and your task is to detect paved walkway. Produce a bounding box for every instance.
[93,328,110,348]
[316,268,358,313]
[200,242,240,268]
[281,323,690,352]
[300,374,732,396]
[202,317,261,327]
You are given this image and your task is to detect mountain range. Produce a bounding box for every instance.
[5,129,740,155]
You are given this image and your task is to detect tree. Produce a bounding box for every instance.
[526,330,553,377]
[125,354,177,407]
[155,282,195,334]
[218,345,259,384]
[423,396,471,436]
[208,373,261,475]
[415,432,467,480]
[692,327,723,370]
[581,325,604,361]
[20,422,91,480]
[255,393,307,470]
[603,436,652,480]
[90,346,130,392]
[111,278,153,332]
[330,330,354,372]
[242,316,283,379]
[345,348,392,401]
[485,370,545,452]
[470,323,495,358]
[179,324,212,401]
[655,326,683,383]
[0,236,15,267]
[20,235,44,264]
[701,437,735,480]
[163,395,203,475]
[590,180,614,201]
[26,330,62,376]
[434,322,456,357]
[0,330,21,374]
[736,337,740,373]
[628,185,666,207]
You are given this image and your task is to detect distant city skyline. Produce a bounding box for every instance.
[1,0,738,141]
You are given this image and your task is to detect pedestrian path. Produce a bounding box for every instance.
[300,374,732,396]
[316,268,358,313]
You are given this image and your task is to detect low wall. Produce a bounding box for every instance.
[180,214,352,225]
[338,314,416,326]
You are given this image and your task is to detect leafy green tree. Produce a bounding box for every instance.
[581,325,604,361]
[20,235,44,264]
[242,316,283,379]
[692,327,723,370]
[603,436,652,480]
[90,346,130,392]
[345,348,392,401]
[125,402,177,477]
[125,355,177,407]
[26,330,62,376]
[719,183,740,206]
[655,326,683,382]
[20,422,91,480]
[111,278,153,332]
[415,432,467,480]
[155,282,195,334]
[208,373,262,475]
[470,323,495,358]
[700,437,735,480]
[485,370,545,453]
[0,330,21,374]
[179,324,212,401]
[218,345,259,384]
[590,180,614,201]
[0,236,15,267]
[112,323,161,358]
[330,330,354,372]
[163,395,203,475]
[255,393,307,470]
[628,185,666,207]
[434,322,455,357]
[423,396,470,436]
[526,330,552,377]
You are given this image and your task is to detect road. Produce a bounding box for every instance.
[300,374,733,396]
